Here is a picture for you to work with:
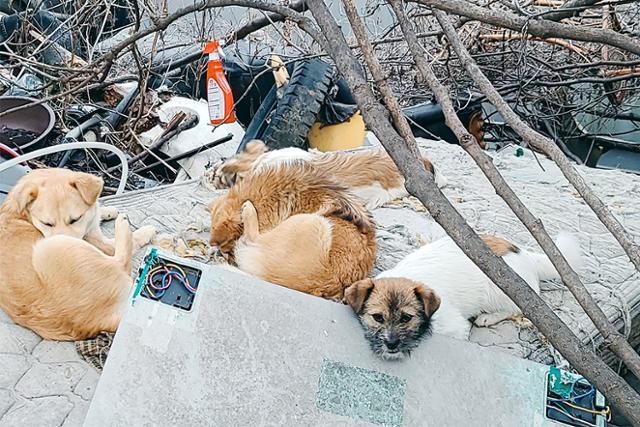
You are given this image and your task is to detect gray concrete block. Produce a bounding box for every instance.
[0,389,15,419]
[0,323,42,355]
[1,397,73,427]
[32,341,83,364]
[14,363,87,398]
[61,398,90,427]
[84,262,561,426]
[0,354,30,388]
[73,369,100,401]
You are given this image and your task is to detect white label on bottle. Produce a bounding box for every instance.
[207,77,224,121]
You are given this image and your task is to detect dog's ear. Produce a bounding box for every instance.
[225,172,239,187]
[5,179,38,215]
[344,278,375,314]
[245,140,267,155]
[69,173,103,205]
[414,284,441,318]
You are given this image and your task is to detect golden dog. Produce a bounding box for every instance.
[209,162,377,300]
[0,168,155,340]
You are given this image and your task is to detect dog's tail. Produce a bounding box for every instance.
[530,232,583,281]
[420,154,447,188]
[317,192,374,234]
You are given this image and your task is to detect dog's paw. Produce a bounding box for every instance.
[100,206,119,221]
[474,312,508,328]
[114,214,132,239]
[133,225,156,247]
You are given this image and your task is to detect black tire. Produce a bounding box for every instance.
[253,58,334,151]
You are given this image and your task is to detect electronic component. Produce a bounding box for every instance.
[133,248,202,311]
[545,367,609,427]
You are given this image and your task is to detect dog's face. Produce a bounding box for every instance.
[4,168,102,238]
[210,140,267,189]
[207,196,243,257]
[344,277,441,360]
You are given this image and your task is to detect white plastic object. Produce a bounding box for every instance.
[0,141,129,195]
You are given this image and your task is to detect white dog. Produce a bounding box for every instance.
[345,232,583,359]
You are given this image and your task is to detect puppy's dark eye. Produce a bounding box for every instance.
[43,222,54,227]
[372,313,384,323]
[69,215,82,225]
[399,313,413,323]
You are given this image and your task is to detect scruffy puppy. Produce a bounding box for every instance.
[345,233,583,359]
[209,140,447,209]
[0,168,155,340]
[208,162,377,299]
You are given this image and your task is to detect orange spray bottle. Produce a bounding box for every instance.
[203,41,236,125]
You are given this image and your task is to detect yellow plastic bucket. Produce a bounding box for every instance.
[308,111,366,152]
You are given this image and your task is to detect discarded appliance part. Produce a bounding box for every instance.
[135,249,203,312]
[0,142,29,203]
[58,84,140,167]
[0,141,128,195]
[595,148,640,174]
[545,367,608,427]
[132,133,233,175]
[402,98,486,148]
[137,96,243,181]
[127,111,194,167]
[0,96,55,152]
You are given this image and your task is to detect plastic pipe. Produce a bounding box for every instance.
[0,142,128,195]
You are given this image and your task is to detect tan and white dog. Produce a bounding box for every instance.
[209,140,447,209]
[0,168,155,340]
[345,233,583,359]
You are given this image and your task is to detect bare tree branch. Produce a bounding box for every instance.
[410,0,640,55]
[304,0,640,422]
[431,7,640,292]
[340,0,418,155]
[225,0,308,44]
[392,0,640,397]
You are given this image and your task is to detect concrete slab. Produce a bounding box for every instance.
[84,261,560,427]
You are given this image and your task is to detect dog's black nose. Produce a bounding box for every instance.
[386,339,400,351]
